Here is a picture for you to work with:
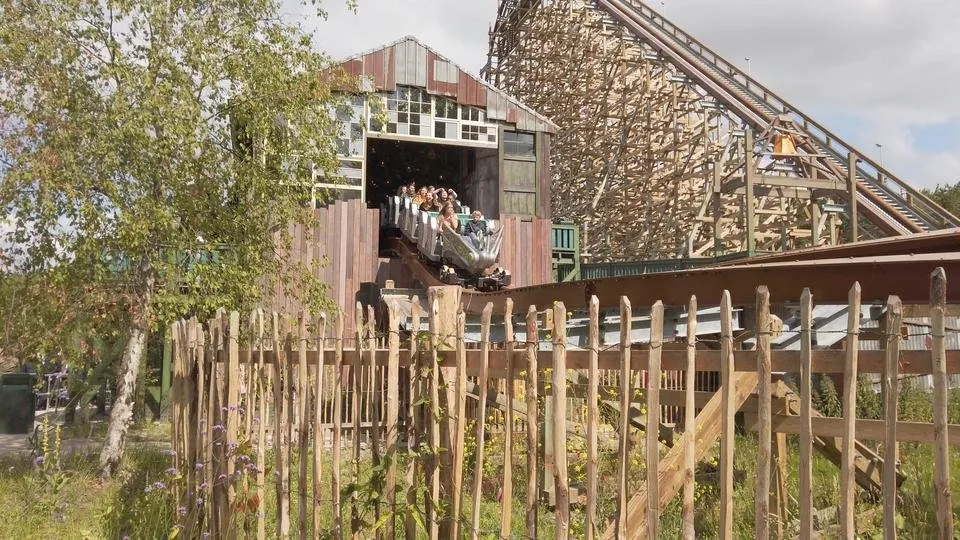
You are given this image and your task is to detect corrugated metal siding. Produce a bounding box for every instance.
[486,92,509,122]
[426,50,457,97]
[457,70,488,108]
[393,39,427,87]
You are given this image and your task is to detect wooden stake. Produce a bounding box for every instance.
[720,291,735,540]
[451,311,467,538]
[471,303,494,539]
[615,295,632,538]
[275,314,291,538]
[386,303,401,539]
[332,312,344,538]
[756,286,772,537]
[647,301,664,538]
[682,296,697,540]
[428,299,441,540]
[553,303,570,539]
[313,313,327,538]
[799,289,813,540]
[840,282,861,539]
[525,305,539,538]
[405,297,422,540]
[351,304,363,538]
[366,305,381,530]
[500,298,515,540]
[931,268,953,538]
[298,311,309,540]
[882,295,902,540]
[586,296,600,540]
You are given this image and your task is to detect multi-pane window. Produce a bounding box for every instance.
[461,124,489,142]
[504,131,536,157]
[385,86,433,137]
[461,106,485,122]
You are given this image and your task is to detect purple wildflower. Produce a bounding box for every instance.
[178,506,187,517]
[33,456,44,466]
[165,467,178,476]
[144,485,153,494]
[166,449,177,457]
[196,497,204,507]
[199,418,207,425]
[217,474,227,482]
[195,462,204,470]
[199,482,209,490]
[212,424,226,433]
[152,481,166,490]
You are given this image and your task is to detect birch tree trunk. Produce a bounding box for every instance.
[98,273,154,479]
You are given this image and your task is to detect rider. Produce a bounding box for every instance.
[462,210,487,249]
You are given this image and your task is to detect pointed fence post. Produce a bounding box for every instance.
[647,301,664,538]
[525,305,540,538]
[719,291,735,540]
[930,268,953,537]
[682,296,697,539]
[552,303,570,539]
[840,282,862,538]
[756,286,772,537]
[799,289,813,540]
[500,298,515,540]
[471,303,494,539]
[586,296,601,540]
[615,296,632,538]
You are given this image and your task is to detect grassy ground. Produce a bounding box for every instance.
[3,417,960,538]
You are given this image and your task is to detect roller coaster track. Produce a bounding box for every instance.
[487,0,960,250]
[386,235,960,313]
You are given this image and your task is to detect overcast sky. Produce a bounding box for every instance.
[287,0,960,190]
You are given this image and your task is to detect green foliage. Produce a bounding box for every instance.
[812,374,841,417]
[923,181,960,217]
[856,374,882,420]
[0,0,346,335]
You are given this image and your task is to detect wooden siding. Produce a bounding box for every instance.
[275,199,381,336]
[337,37,556,134]
[499,217,553,288]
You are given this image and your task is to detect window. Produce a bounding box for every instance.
[504,131,536,157]
[380,86,432,138]
[435,97,458,119]
[461,106,485,122]
[461,124,488,141]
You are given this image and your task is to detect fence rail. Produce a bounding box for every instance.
[170,268,956,539]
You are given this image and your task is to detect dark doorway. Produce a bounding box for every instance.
[365,138,474,203]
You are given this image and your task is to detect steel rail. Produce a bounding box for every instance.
[387,237,960,313]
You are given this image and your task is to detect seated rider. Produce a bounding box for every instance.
[438,203,460,233]
[419,191,436,212]
[462,210,487,249]
[448,189,463,212]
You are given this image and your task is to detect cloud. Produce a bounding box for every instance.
[289,0,960,188]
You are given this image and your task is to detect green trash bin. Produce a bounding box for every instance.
[0,373,36,434]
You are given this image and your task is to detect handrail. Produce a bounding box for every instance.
[613,0,959,229]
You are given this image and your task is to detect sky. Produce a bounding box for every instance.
[286,0,960,190]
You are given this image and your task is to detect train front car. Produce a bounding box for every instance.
[384,196,511,291]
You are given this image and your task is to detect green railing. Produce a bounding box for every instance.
[580,252,749,280]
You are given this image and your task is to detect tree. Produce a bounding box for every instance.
[0,0,347,477]
[923,181,960,217]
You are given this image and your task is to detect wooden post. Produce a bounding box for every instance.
[253,311,266,540]
[313,314,327,537]
[332,312,344,539]
[500,299,515,540]
[471,303,494,539]
[298,311,309,540]
[553,303,570,539]
[351,304,363,538]
[719,291,735,540]
[682,296,697,539]
[428,299,441,540]
[275,314,291,538]
[799,289,813,540]
[745,128,757,255]
[882,295,902,540]
[712,162,723,255]
[840,282,861,538]
[615,296,633,538]
[405,297,422,540]
[756,286,772,537]
[930,268,953,537]
[586,296,601,540]
[811,201,821,247]
[647,301,664,538]
[451,311,468,539]
[525,305,539,538]
[366,305,381,530]
[385,303,401,539]
[847,152,859,243]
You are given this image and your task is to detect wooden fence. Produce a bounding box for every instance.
[169,269,958,539]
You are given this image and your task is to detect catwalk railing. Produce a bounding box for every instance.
[169,269,957,539]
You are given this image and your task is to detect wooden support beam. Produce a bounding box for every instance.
[848,152,859,243]
[745,129,756,255]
